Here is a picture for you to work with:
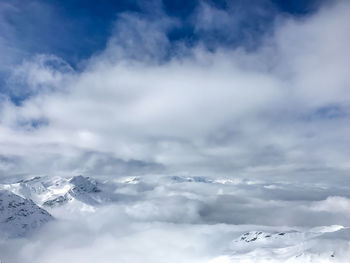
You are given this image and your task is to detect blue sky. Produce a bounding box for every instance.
[0,0,349,185]
[0,0,326,102]
[1,0,324,65]
[1,2,350,262]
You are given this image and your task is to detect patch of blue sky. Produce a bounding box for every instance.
[301,104,348,122]
[17,117,50,131]
[0,0,327,103]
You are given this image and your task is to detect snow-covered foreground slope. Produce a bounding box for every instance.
[0,174,350,262]
[0,190,53,238]
[215,226,350,262]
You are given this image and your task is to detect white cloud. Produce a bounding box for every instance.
[5,0,350,178]
[311,196,350,215]
[1,1,350,262]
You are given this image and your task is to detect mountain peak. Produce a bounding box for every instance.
[0,190,53,238]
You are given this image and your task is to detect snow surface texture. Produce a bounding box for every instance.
[0,175,350,262]
[0,175,108,238]
[0,190,53,238]
[223,227,350,262]
[0,175,111,208]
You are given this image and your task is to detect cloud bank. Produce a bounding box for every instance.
[0,1,350,261]
[0,0,349,184]
[0,1,350,263]
[1,175,350,262]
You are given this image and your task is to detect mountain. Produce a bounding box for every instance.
[0,174,110,238]
[0,190,53,238]
[42,175,103,207]
[0,176,70,206]
[1,174,350,262]
[222,225,350,262]
[0,175,111,209]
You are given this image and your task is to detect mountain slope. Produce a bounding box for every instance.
[216,226,350,262]
[0,190,53,238]
[0,175,109,208]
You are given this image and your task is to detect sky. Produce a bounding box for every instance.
[0,0,350,185]
[1,1,350,262]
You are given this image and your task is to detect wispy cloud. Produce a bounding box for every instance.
[1,1,350,262]
[0,0,349,181]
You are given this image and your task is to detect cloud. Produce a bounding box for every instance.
[311,196,350,215]
[1,1,350,262]
[0,1,349,181]
[8,54,74,96]
[1,176,350,262]
[5,1,350,181]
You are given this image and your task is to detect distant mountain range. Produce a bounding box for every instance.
[1,175,350,262]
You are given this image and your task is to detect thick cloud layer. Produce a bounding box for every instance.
[1,175,350,262]
[0,0,350,262]
[1,0,349,183]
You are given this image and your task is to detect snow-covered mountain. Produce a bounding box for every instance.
[43,175,104,207]
[210,225,350,262]
[0,190,53,238]
[0,175,113,238]
[0,175,111,209]
[1,174,350,262]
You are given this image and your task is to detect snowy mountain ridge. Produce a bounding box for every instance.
[1,175,350,262]
[208,226,350,262]
[0,175,106,238]
[0,190,53,238]
[0,175,106,208]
